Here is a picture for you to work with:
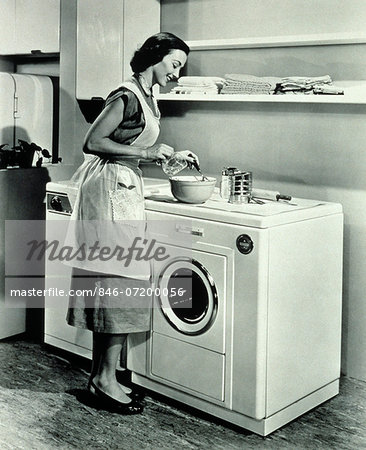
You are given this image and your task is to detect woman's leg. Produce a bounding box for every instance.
[91,333,128,381]
[90,332,103,380]
[119,338,127,369]
[89,332,131,403]
[90,332,131,393]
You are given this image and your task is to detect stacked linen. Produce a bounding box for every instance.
[313,84,344,95]
[221,74,281,95]
[275,75,344,95]
[170,76,225,94]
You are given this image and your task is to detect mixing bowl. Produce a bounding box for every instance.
[170,176,217,204]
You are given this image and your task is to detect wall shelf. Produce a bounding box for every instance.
[156,82,366,105]
[155,34,366,104]
[185,32,366,51]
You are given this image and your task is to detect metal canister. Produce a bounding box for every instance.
[220,167,238,200]
[228,171,252,204]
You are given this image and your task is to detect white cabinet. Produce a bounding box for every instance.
[0,0,60,55]
[0,0,16,54]
[76,0,160,100]
[15,0,60,54]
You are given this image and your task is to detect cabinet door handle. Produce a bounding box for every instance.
[14,96,20,118]
[175,225,204,237]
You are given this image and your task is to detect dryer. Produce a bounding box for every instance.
[150,238,228,402]
[128,187,343,436]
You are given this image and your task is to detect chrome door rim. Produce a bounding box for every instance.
[157,257,218,335]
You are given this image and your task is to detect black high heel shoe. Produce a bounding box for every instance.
[127,389,145,402]
[115,369,145,401]
[88,381,144,415]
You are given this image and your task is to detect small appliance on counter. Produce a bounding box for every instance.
[219,166,292,205]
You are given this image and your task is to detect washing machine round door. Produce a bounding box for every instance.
[157,258,218,335]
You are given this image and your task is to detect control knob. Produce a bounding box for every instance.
[236,234,254,254]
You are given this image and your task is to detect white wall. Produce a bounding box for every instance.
[161,0,366,40]
[143,0,366,381]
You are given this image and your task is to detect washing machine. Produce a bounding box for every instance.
[44,178,170,358]
[128,187,343,436]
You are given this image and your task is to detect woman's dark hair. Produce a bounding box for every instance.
[130,32,190,73]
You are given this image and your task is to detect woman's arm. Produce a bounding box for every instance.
[83,98,173,161]
[84,98,144,158]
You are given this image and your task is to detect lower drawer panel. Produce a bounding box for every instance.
[151,332,225,401]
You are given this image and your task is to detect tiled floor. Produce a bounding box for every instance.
[0,337,365,449]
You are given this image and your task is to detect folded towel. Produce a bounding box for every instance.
[280,75,332,86]
[177,76,225,87]
[171,85,219,94]
[313,84,344,95]
[275,75,344,95]
[221,86,272,94]
[279,84,313,91]
[221,74,281,95]
[225,74,281,88]
[173,85,218,91]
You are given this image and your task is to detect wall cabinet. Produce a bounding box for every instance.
[76,0,160,100]
[0,0,60,55]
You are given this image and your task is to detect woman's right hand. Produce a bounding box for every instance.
[144,143,174,162]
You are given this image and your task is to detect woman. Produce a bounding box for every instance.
[66,32,196,414]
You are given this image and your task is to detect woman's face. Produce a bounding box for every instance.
[152,49,187,87]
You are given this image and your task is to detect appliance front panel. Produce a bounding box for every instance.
[157,257,219,336]
[229,226,269,419]
[152,243,227,354]
[151,332,225,401]
[146,210,268,416]
[45,210,92,355]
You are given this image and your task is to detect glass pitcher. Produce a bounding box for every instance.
[161,152,188,177]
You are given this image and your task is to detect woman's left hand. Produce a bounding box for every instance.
[176,150,199,167]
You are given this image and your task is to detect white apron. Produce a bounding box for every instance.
[64,79,160,279]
